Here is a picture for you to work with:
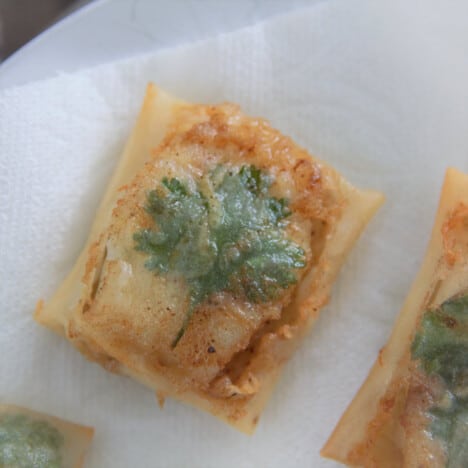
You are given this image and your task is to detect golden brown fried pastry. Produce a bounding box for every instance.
[322,168,468,467]
[36,84,383,433]
[0,404,93,467]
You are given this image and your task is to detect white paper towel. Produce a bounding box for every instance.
[2,1,468,466]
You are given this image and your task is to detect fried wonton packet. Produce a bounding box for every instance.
[323,168,468,467]
[36,84,383,433]
[0,404,93,468]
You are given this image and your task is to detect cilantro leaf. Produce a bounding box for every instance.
[0,414,64,468]
[411,294,468,466]
[429,397,468,468]
[412,295,468,389]
[134,165,306,346]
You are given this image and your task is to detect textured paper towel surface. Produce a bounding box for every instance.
[2,1,468,466]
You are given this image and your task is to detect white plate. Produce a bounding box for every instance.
[3,2,468,468]
[0,0,315,89]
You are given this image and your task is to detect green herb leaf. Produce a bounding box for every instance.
[0,414,64,468]
[412,295,468,390]
[429,397,468,468]
[134,165,306,346]
[411,294,468,466]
